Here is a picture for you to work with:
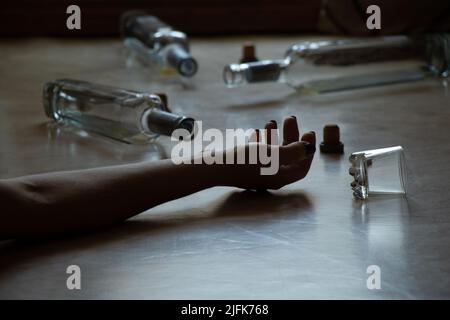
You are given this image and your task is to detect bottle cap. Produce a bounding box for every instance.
[143,108,195,138]
[320,124,344,154]
[166,45,198,77]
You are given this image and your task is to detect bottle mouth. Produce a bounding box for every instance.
[178,58,198,77]
[174,117,195,139]
[166,45,198,77]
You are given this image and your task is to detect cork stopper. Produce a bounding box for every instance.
[324,124,340,144]
[320,124,344,154]
[240,43,259,63]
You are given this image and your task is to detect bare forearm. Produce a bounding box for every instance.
[0,159,219,239]
[0,117,315,240]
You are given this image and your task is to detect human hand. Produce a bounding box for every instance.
[218,116,316,190]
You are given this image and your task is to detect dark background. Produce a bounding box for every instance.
[1,0,449,37]
[1,0,321,36]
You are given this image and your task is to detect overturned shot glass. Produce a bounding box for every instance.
[349,146,407,200]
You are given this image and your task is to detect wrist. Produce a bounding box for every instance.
[188,151,236,188]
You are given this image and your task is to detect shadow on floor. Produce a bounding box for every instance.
[0,189,313,280]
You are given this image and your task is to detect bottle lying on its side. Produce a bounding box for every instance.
[44,79,195,144]
[120,10,198,78]
[223,34,450,95]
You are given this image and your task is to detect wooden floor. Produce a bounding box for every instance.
[0,36,450,299]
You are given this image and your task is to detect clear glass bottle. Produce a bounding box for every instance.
[44,79,195,144]
[120,11,198,77]
[223,34,450,94]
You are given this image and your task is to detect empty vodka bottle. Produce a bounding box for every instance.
[223,34,450,94]
[120,11,198,77]
[44,79,195,144]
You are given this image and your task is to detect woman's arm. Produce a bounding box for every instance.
[0,159,220,239]
[0,116,315,240]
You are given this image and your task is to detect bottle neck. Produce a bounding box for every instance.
[163,44,198,77]
[123,37,156,66]
[223,59,288,87]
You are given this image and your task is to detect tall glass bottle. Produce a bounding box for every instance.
[120,11,198,77]
[44,79,195,144]
[223,34,450,94]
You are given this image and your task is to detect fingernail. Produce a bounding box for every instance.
[304,143,316,156]
[311,130,316,136]
[291,115,297,119]
[270,120,277,124]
